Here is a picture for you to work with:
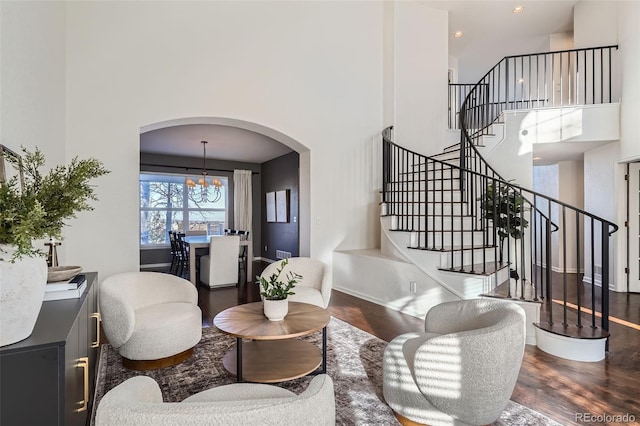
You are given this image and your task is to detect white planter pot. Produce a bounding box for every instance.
[0,245,48,347]
[263,298,289,321]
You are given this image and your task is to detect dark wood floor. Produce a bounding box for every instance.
[196,261,640,426]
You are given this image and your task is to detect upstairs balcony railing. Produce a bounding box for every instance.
[460,45,618,149]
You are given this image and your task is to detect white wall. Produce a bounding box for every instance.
[0,0,68,260]
[57,1,384,279]
[574,1,640,291]
[574,1,618,49]
[549,32,574,51]
[583,142,619,289]
[485,111,533,189]
[557,160,584,273]
[393,1,448,155]
[618,0,640,161]
[383,0,395,128]
[533,164,559,270]
[517,104,620,146]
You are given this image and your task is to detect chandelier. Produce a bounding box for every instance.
[185,140,222,203]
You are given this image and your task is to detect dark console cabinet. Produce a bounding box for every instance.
[1,272,99,426]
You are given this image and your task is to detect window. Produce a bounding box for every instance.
[139,173,228,246]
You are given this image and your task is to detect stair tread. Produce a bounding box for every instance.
[411,244,496,252]
[380,200,466,204]
[430,153,460,160]
[533,322,610,339]
[417,228,483,233]
[387,215,476,226]
[443,143,486,152]
[413,161,458,167]
[438,262,508,276]
[480,279,541,301]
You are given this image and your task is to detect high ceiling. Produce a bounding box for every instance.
[432,0,578,81]
[435,0,577,57]
[141,1,579,163]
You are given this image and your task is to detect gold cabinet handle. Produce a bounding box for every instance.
[74,357,89,413]
[91,312,101,348]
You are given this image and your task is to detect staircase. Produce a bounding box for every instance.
[381,45,619,362]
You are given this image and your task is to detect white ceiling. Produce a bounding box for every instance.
[140,124,293,164]
[533,140,611,166]
[433,0,577,58]
[140,1,579,163]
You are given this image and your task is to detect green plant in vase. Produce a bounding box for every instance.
[256,258,303,321]
[257,258,302,300]
[0,145,109,347]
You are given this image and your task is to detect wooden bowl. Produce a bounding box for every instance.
[47,266,82,282]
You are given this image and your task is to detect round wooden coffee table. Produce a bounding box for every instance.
[213,301,330,383]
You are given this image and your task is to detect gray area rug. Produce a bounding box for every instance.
[92,317,561,425]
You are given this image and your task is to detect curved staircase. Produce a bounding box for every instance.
[380,45,619,362]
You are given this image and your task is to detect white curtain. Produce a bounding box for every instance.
[233,170,252,238]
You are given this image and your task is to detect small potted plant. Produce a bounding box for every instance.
[0,145,109,346]
[256,258,302,321]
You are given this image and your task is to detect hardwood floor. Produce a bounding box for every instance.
[198,261,640,426]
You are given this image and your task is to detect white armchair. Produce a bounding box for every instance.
[260,257,331,308]
[382,299,526,426]
[95,374,335,426]
[199,235,240,288]
[99,272,202,369]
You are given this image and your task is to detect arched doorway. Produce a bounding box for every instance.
[138,117,311,274]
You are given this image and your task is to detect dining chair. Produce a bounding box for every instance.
[199,235,240,288]
[168,231,179,275]
[236,231,250,281]
[175,233,189,278]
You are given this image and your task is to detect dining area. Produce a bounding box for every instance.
[169,230,253,287]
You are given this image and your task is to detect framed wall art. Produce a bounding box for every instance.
[266,191,276,223]
[0,144,24,189]
[276,189,289,223]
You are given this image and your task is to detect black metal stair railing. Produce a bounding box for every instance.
[382,45,620,340]
[448,83,484,130]
[456,45,619,337]
[382,126,618,338]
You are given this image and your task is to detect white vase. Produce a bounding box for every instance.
[0,245,48,347]
[263,298,289,321]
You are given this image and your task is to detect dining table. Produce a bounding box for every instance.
[184,235,253,286]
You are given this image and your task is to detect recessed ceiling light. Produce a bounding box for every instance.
[513,6,525,13]
[533,157,542,160]
[453,31,464,38]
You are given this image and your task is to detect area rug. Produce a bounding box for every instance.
[92,317,561,426]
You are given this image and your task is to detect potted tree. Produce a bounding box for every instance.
[256,258,302,321]
[0,145,109,346]
[478,181,529,270]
